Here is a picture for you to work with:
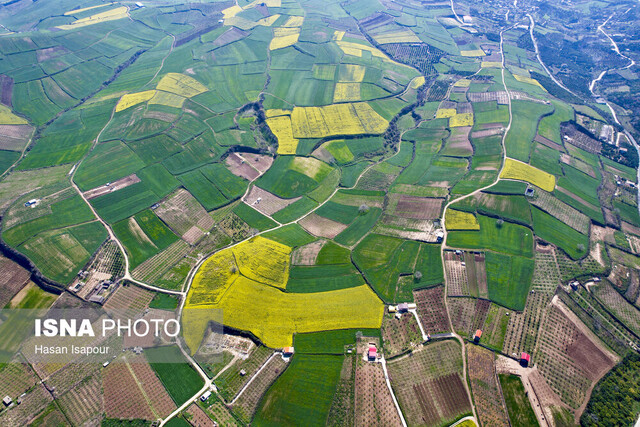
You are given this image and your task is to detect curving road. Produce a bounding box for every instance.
[439,24,518,425]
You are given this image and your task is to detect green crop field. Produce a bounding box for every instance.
[0,1,637,421]
[333,207,381,246]
[3,194,96,247]
[295,329,381,354]
[532,206,588,259]
[233,202,277,231]
[504,101,553,162]
[19,221,107,284]
[499,374,539,426]
[253,355,343,426]
[485,251,534,310]
[447,215,534,258]
[262,224,315,248]
[74,141,145,191]
[146,346,205,406]
[113,209,179,269]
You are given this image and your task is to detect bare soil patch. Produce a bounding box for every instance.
[467,345,509,427]
[381,310,422,357]
[535,134,564,151]
[239,153,273,173]
[292,240,325,265]
[155,188,214,243]
[226,153,260,181]
[0,124,32,151]
[299,213,347,239]
[244,186,300,216]
[0,74,13,107]
[413,286,450,335]
[186,403,216,426]
[104,284,154,320]
[213,27,249,47]
[354,360,401,426]
[83,174,141,200]
[0,256,30,307]
[393,195,444,220]
[471,127,503,138]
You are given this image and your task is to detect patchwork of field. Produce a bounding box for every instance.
[185,235,383,349]
[0,0,637,423]
[388,340,471,427]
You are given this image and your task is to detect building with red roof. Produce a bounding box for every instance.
[520,352,530,367]
[473,329,482,343]
[368,345,377,361]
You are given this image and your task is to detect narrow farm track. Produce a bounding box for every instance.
[68,98,185,296]
[144,33,177,88]
[527,14,580,98]
[439,24,518,425]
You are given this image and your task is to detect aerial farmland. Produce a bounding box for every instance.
[0,0,638,425]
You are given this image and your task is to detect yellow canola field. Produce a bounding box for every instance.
[460,49,486,57]
[500,158,556,192]
[64,3,113,15]
[436,108,457,119]
[222,5,242,18]
[283,16,304,27]
[337,40,386,59]
[267,115,298,154]
[454,79,471,88]
[188,249,239,306]
[446,209,480,230]
[157,73,207,98]
[149,91,186,108]
[333,30,345,41]
[222,0,281,20]
[410,76,426,89]
[199,278,384,348]
[232,236,291,289]
[115,90,156,112]
[0,105,27,125]
[56,6,128,30]
[290,103,388,138]
[265,109,292,118]
[514,74,546,90]
[450,113,474,127]
[270,27,300,50]
[481,61,502,68]
[333,82,361,103]
[338,64,366,82]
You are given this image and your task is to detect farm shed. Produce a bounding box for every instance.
[283,346,294,356]
[368,345,377,361]
[520,352,530,367]
[473,329,482,343]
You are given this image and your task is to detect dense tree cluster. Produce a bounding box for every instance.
[581,353,640,426]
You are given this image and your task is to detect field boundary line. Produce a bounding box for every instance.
[229,351,277,405]
[380,357,408,427]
